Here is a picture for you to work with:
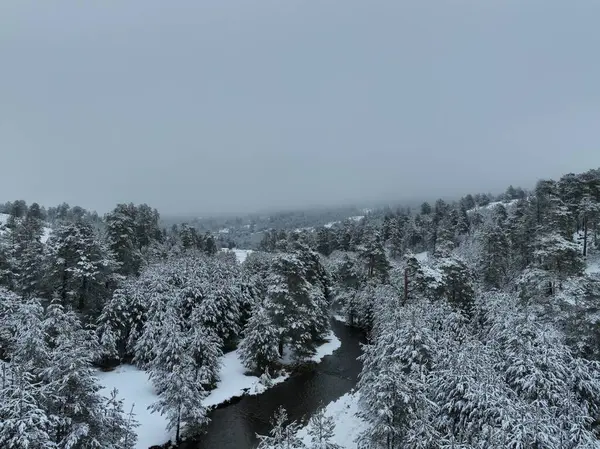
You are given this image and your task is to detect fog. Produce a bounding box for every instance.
[2,1,599,215]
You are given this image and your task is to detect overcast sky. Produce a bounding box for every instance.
[1,1,599,215]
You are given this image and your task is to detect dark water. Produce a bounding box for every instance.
[183,320,365,449]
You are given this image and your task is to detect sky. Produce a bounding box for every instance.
[1,1,599,216]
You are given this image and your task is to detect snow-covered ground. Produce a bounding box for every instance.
[586,259,600,276]
[280,330,341,365]
[348,215,364,222]
[221,248,254,264]
[204,349,288,408]
[333,314,348,324]
[309,331,341,362]
[0,213,53,243]
[98,330,341,449]
[294,391,366,449]
[415,251,429,262]
[97,366,170,449]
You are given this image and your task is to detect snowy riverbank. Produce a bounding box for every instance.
[97,330,341,449]
[294,391,366,449]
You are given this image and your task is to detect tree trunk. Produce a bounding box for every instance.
[176,407,181,443]
[403,268,409,305]
[79,277,87,311]
[583,215,588,257]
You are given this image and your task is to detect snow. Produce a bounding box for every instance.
[218,228,230,234]
[324,221,339,229]
[98,330,342,448]
[294,226,315,233]
[309,330,341,362]
[0,213,53,243]
[348,215,364,222]
[333,314,348,324]
[469,199,519,213]
[204,349,287,407]
[221,248,254,264]
[41,226,52,243]
[96,365,171,449]
[295,392,366,449]
[280,330,341,365]
[586,260,600,276]
[415,251,429,262]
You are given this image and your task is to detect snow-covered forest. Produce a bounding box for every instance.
[3,168,600,449]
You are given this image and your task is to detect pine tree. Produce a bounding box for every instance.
[148,364,209,444]
[239,303,281,373]
[479,223,510,289]
[438,256,475,316]
[256,406,305,449]
[45,221,118,317]
[41,303,137,449]
[0,366,54,449]
[188,325,222,388]
[358,230,390,283]
[307,408,341,449]
[105,203,142,276]
[265,252,331,360]
[147,305,209,443]
[389,216,405,259]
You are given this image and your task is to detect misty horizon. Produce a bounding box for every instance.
[2,1,599,215]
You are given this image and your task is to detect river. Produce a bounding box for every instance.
[181,319,365,449]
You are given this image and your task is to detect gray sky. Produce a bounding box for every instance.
[2,1,599,215]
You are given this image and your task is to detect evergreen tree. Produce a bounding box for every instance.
[438,256,475,316]
[358,230,390,283]
[42,303,137,449]
[306,408,341,449]
[105,204,141,276]
[0,367,54,449]
[45,221,118,317]
[479,223,510,289]
[148,364,209,444]
[239,303,281,373]
[147,306,209,443]
[256,406,305,449]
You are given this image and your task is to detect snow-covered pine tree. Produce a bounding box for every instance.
[256,406,305,449]
[478,222,511,289]
[42,303,137,449]
[358,230,390,283]
[267,252,330,360]
[239,302,281,373]
[148,363,209,444]
[0,366,54,449]
[147,305,209,443]
[187,324,222,388]
[44,220,118,317]
[437,255,475,316]
[105,203,142,276]
[306,407,341,449]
